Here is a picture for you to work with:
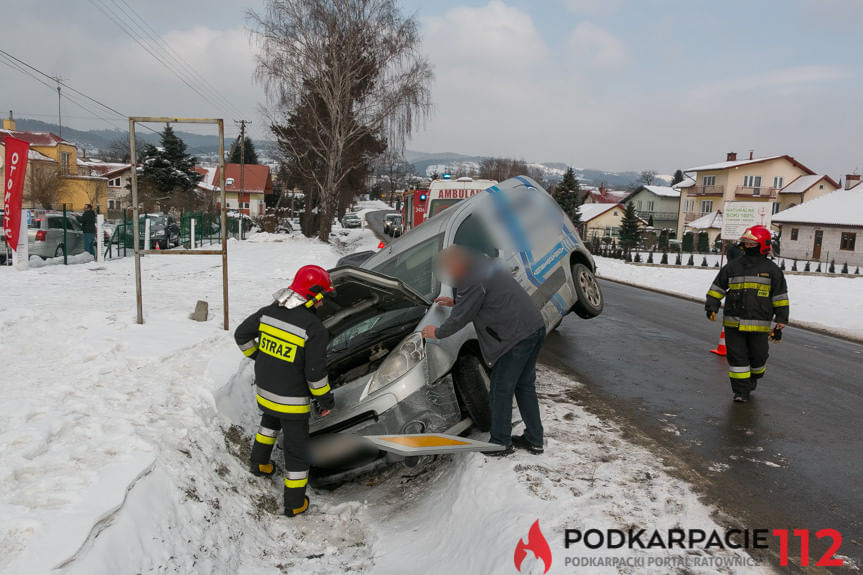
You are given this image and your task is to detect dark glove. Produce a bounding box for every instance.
[769,327,783,343]
[315,394,334,413]
[706,310,716,322]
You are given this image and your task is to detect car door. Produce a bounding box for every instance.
[68,217,84,253]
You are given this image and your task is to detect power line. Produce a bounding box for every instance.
[88,0,231,115]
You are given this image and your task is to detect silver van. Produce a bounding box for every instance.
[310,176,603,483]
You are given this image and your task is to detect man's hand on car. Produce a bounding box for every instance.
[420,325,437,339]
[434,297,454,307]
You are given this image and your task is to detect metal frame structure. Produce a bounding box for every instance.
[128,117,229,330]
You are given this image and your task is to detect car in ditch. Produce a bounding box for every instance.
[309,176,603,484]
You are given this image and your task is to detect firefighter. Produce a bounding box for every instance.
[705,225,789,403]
[234,265,335,517]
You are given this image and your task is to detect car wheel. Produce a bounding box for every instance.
[54,244,64,258]
[571,262,604,319]
[452,353,492,432]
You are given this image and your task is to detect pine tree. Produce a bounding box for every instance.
[140,126,203,202]
[553,166,582,226]
[228,136,260,165]
[670,169,685,186]
[619,201,642,253]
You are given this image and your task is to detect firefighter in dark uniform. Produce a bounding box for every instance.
[705,225,789,403]
[234,265,335,516]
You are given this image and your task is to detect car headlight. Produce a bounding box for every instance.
[367,332,425,394]
[154,229,166,237]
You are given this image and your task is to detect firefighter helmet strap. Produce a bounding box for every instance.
[304,291,325,308]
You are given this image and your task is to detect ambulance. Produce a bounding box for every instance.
[426,177,497,219]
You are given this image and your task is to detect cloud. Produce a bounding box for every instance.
[568,21,627,68]
[563,0,622,15]
[690,65,850,98]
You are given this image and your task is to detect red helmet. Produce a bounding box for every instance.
[289,265,334,304]
[740,225,772,255]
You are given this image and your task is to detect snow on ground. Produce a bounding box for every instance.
[594,256,863,340]
[1,210,773,574]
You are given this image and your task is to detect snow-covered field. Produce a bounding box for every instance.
[594,256,863,340]
[1,207,773,574]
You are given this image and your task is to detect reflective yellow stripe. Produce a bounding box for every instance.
[772,299,789,307]
[309,383,331,396]
[259,323,305,347]
[738,325,771,333]
[284,477,309,488]
[707,290,724,300]
[255,433,277,445]
[752,366,767,375]
[729,371,751,379]
[242,344,258,357]
[257,395,311,414]
[728,282,770,291]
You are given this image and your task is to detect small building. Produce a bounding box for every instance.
[623,185,680,231]
[196,164,273,217]
[582,186,629,205]
[579,203,645,240]
[776,174,839,211]
[1,114,108,212]
[80,161,133,213]
[772,184,863,266]
[684,210,723,247]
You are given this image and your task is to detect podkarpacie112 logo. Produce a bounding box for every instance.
[514,520,552,574]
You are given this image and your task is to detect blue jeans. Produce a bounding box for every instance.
[489,327,546,447]
[83,233,96,256]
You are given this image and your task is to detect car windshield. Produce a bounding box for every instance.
[371,234,442,299]
[428,198,461,217]
[141,215,167,226]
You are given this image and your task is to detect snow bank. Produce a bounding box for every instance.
[594,256,863,340]
[0,225,772,574]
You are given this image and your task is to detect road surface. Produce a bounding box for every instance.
[542,279,862,572]
[364,209,396,245]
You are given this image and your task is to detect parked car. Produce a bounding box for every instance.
[313,176,603,484]
[342,213,362,229]
[135,213,180,249]
[383,213,400,235]
[27,212,85,259]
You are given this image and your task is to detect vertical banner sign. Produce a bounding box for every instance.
[3,136,30,251]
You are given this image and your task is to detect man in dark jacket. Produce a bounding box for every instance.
[420,246,547,456]
[79,204,96,256]
[706,225,789,403]
[235,265,335,516]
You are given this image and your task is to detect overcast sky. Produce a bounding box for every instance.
[2,0,862,176]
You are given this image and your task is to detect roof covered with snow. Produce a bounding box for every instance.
[778,174,837,195]
[685,210,723,230]
[0,129,71,148]
[640,185,680,198]
[674,177,696,189]
[772,187,863,227]
[197,164,273,194]
[579,203,621,222]
[685,154,815,175]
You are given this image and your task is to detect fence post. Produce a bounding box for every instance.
[96,214,105,263]
[191,218,196,249]
[144,217,151,251]
[62,204,68,265]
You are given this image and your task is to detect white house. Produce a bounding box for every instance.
[772,184,863,266]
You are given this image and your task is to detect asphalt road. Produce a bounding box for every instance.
[542,279,863,571]
[364,209,397,245]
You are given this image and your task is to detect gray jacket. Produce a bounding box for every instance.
[434,257,545,367]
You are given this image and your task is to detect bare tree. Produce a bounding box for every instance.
[375,149,413,204]
[639,170,657,185]
[250,0,432,241]
[28,164,61,209]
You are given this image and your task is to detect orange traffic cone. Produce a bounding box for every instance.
[710,330,727,356]
[155,242,160,251]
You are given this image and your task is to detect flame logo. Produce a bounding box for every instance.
[514,520,552,574]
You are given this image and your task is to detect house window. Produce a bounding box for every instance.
[647,200,655,212]
[636,200,642,210]
[700,200,713,213]
[743,175,762,195]
[840,232,856,251]
[790,228,799,241]
[685,199,695,213]
[61,152,71,175]
[773,176,784,189]
[702,175,716,187]
[772,203,781,214]
[226,178,235,186]
[819,184,824,189]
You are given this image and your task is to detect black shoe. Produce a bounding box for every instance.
[733,393,749,403]
[484,444,515,457]
[286,496,309,517]
[512,434,544,455]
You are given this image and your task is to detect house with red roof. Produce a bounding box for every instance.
[195,163,273,216]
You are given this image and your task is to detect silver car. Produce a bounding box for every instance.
[27,212,85,259]
[310,176,603,483]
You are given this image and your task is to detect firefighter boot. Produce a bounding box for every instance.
[286,496,310,518]
[250,462,275,477]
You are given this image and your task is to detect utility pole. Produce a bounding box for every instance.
[54,76,67,137]
[234,120,250,216]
